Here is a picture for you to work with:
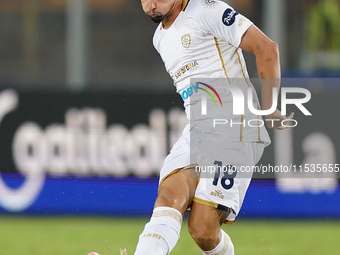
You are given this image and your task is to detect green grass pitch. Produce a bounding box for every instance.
[0,216,338,255]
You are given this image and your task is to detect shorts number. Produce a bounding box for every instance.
[212,161,237,190]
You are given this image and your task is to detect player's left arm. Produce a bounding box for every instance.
[239,25,294,130]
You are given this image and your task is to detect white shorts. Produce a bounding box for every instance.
[159,124,264,223]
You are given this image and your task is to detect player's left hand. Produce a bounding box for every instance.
[264,109,295,130]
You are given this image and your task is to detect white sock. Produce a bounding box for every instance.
[134,207,182,255]
[201,230,234,255]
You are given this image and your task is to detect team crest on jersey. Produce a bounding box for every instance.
[181,34,191,48]
[222,8,239,26]
[201,0,216,9]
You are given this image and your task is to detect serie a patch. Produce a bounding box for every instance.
[222,8,239,26]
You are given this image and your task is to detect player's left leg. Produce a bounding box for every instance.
[188,141,265,255]
[188,202,234,255]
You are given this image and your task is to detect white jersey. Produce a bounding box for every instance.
[153,0,270,144]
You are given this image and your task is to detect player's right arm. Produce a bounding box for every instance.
[239,25,294,130]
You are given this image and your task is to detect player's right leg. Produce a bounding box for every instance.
[134,168,198,255]
[133,124,196,255]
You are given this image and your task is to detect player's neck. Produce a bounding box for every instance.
[162,0,183,29]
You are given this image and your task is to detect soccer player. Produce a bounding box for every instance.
[132,0,294,255]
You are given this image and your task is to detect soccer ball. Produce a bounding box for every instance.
[87,253,101,255]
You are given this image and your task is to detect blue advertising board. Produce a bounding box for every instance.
[1,175,339,219]
[0,87,339,218]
